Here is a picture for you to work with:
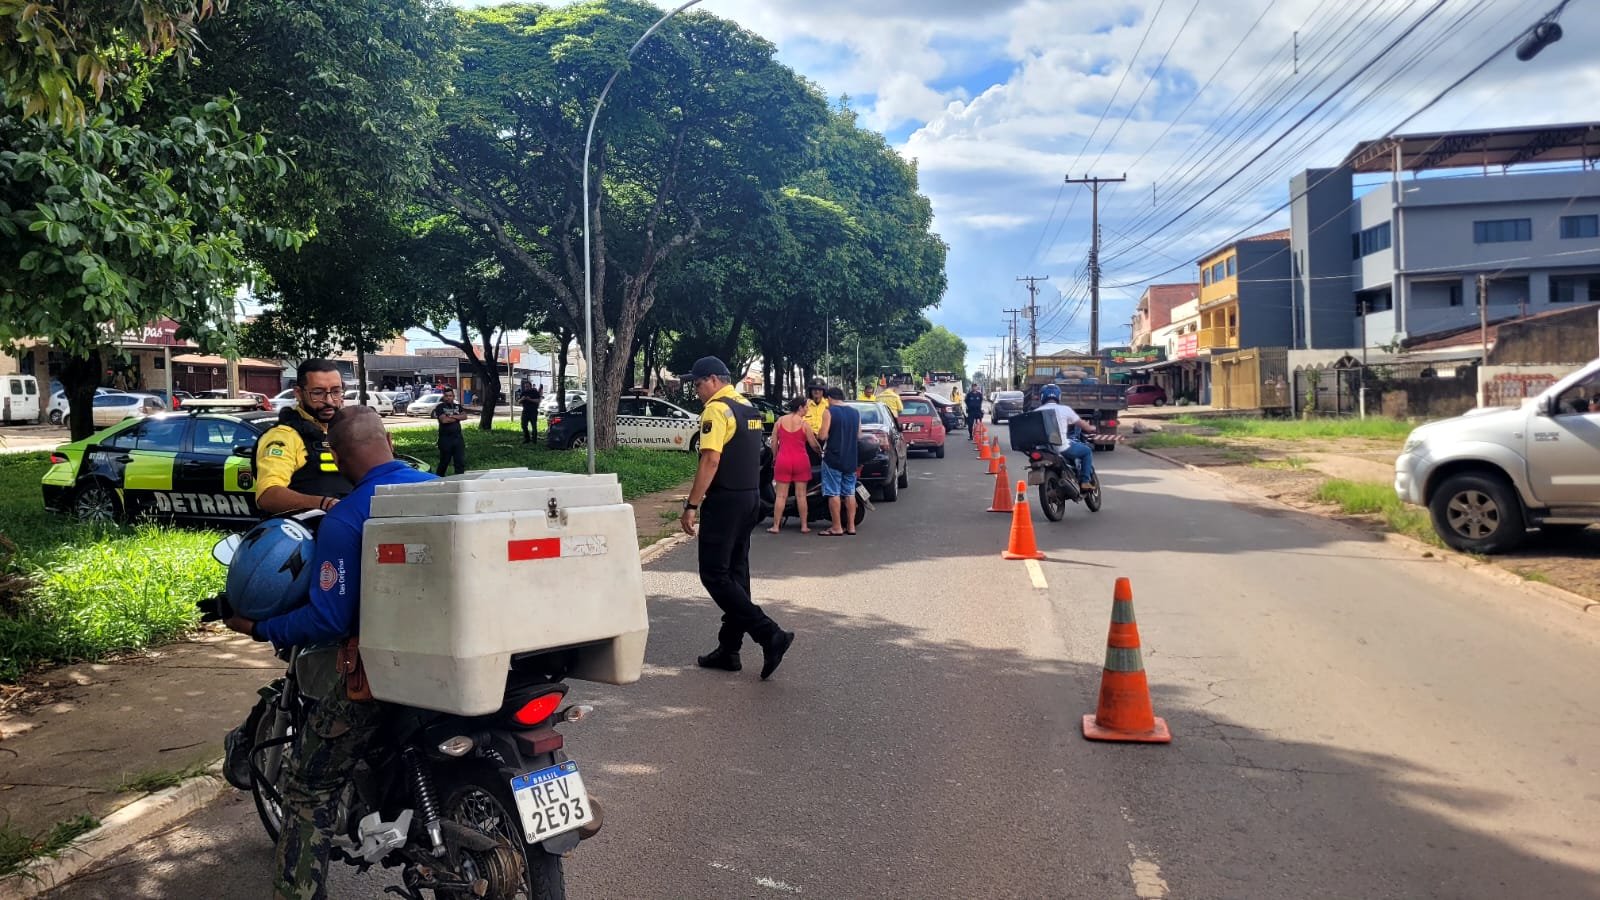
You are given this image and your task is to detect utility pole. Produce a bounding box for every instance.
[1065,174,1127,355]
[1016,276,1047,362]
[1003,307,1024,386]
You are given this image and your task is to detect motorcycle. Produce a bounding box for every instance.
[208,535,600,900]
[758,439,874,528]
[1022,433,1103,522]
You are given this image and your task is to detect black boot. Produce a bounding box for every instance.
[696,649,742,672]
[760,631,795,680]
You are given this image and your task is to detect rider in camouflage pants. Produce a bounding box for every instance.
[273,650,385,900]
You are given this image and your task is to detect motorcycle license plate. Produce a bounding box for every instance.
[510,761,591,844]
[1027,469,1044,486]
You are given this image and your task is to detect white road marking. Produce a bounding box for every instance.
[1127,842,1170,899]
[709,861,802,894]
[1025,558,1048,589]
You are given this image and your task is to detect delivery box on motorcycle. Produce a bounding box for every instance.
[359,468,648,715]
[1007,409,1062,452]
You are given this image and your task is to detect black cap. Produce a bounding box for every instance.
[681,356,731,381]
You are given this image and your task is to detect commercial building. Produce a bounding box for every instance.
[1130,283,1198,349]
[1290,122,1600,350]
[1195,230,1294,353]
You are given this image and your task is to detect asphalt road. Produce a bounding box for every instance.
[47,428,1600,899]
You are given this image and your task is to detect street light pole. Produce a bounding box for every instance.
[582,0,703,475]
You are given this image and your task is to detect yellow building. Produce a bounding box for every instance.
[1194,229,1292,354]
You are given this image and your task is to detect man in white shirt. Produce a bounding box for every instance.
[1037,384,1097,492]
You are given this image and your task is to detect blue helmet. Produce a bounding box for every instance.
[226,516,318,620]
[1040,384,1061,403]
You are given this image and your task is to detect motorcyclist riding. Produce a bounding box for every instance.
[1036,384,1097,492]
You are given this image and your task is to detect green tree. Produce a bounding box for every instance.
[0,97,297,438]
[431,1,827,449]
[900,325,967,380]
[1,0,222,124]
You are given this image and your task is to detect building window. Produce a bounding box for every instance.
[1225,257,1236,278]
[1448,283,1462,307]
[1550,276,1598,304]
[1473,218,1532,243]
[1201,269,1210,287]
[1560,215,1599,239]
[1354,222,1391,258]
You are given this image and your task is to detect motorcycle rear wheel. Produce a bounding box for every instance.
[1040,473,1067,522]
[249,696,293,843]
[439,767,566,900]
[1084,478,1102,512]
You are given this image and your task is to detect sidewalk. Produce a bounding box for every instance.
[0,477,691,886]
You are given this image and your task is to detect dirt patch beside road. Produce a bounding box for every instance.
[1133,432,1600,606]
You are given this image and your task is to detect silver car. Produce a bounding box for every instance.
[91,392,166,427]
[407,393,444,417]
[1395,357,1600,554]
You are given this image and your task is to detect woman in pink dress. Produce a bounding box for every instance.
[768,396,821,533]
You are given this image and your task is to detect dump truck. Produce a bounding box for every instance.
[1022,354,1127,451]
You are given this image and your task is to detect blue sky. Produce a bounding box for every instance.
[439,0,1600,379]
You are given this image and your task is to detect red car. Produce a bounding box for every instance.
[1126,384,1168,407]
[894,393,947,458]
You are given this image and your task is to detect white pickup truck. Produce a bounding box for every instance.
[1395,358,1600,553]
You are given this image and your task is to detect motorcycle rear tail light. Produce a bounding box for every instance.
[1030,452,1042,461]
[512,692,564,726]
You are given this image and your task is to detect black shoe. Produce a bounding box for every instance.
[223,723,253,791]
[760,631,795,680]
[696,650,741,672]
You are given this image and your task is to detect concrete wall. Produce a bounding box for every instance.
[1237,241,1294,348]
[1289,168,1357,349]
[1489,306,1600,365]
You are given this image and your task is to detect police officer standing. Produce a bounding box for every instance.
[679,357,795,680]
[255,359,353,515]
[519,379,543,444]
[434,386,470,476]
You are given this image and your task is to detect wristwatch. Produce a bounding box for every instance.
[682,499,699,511]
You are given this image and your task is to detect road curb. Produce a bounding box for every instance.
[640,531,690,566]
[1,761,228,899]
[1131,444,1599,616]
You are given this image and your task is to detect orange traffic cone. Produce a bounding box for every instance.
[1082,578,1171,744]
[985,442,1002,475]
[978,437,993,460]
[1001,480,1045,560]
[987,459,1014,513]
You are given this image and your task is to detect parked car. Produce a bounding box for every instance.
[47,387,121,425]
[90,392,167,427]
[990,390,1026,423]
[1126,384,1168,407]
[1,374,41,424]
[1396,359,1600,554]
[43,409,429,526]
[143,388,193,411]
[388,388,414,408]
[540,390,586,415]
[847,401,907,501]
[268,388,298,412]
[926,393,965,433]
[345,388,394,417]
[407,392,445,417]
[546,396,700,451]
[894,393,947,458]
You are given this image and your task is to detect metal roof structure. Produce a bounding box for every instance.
[1343,122,1600,174]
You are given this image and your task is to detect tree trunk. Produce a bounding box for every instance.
[477,329,499,431]
[556,331,571,411]
[642,329,658,394]
[355,336,369,405]
[62,351,104,442]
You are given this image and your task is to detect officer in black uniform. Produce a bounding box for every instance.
[679,357,795,680]
[254,359,354,515]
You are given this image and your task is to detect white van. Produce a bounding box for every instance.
[2,375,41,424]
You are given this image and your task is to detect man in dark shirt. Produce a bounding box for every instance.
[819,386,860,536]
[433,387,470,476]
[964,386,984,439]
[519,379,542,444]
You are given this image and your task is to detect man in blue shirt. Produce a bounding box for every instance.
[225,405,435,900]
[819,386,860,536]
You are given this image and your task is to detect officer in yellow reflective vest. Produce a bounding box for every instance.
[254,359,354,516]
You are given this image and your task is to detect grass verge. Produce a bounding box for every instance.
[115,760,215,795]
[0,815,98,878]
[1168,416,1413,443]
[1,423,693,682]
[1313,478,1440,546]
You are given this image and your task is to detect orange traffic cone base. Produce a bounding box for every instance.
[1082,713,1171,744]
[1002,547,1045,560]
